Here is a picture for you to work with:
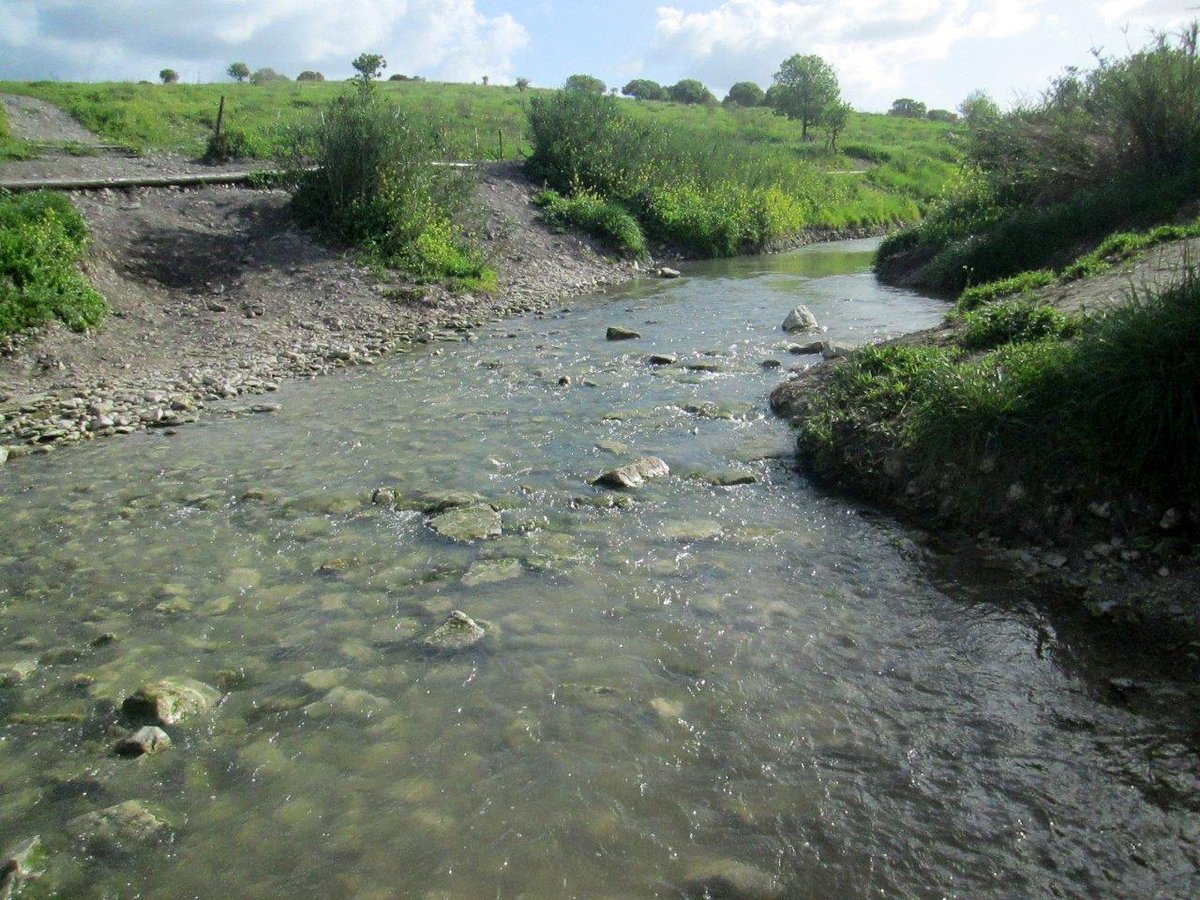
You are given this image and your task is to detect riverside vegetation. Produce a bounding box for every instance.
[0,65,956,338]
[784,25,1200,574]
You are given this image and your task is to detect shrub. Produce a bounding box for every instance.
[957,269,1055,310]
[250,67,289,85]
[958,299,1079,350]
[725,82,765,107]
[159,69,179,85]
[669,79,716,106]
[202,126,261,163]
[0,191,107,336]
[533,189,647,258]
[297,71,325,82]
[564,74,606,94]
[288,78,490,288]
[622,79,666,101]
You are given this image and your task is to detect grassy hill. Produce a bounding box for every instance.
[0,79,958,214]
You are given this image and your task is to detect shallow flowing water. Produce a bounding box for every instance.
[1,240,1197,898]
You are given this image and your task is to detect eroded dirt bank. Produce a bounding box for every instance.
[0,162,648,457]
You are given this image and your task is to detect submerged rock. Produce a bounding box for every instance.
[606,326,641,341]
[462,558,524,586]
[69,801,171,855]
[647,354,677,366]
[0,659,38,688]
[121,677,220,726]
[788,340,824,355]
[681,859,783,900]
[782,306,818,332]
[421,610,487,654]
[428,504,502,542]
[303,686,389,720]
[592,456,670,489]
[114,726,172,759]
[0,835,47,898]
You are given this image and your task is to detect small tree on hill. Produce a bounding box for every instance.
[352,53,387,83]
[516,76,531,92]
[824,101,852,152]
[227,62,250,83]
[297,70,325,82]
[621,79,667,101]
[889,98,927,118]
[772,54,841,140]
[250,67,289,85]
[159,69,179,84]
[668,79,716,105]
[564,74,606,94]
[926,108,958,123]
[725,81,765,107]
[959,89,1000,125]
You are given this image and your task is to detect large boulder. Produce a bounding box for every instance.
[121,677,220,726]
[421,610,487,654]
[592,456,670,489]
[606,326,641,341]
[428,504,501,542]
[69,801,171,856]
[781,306,818,332]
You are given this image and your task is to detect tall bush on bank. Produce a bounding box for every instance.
[289,59,490,287]
[878,23,1200,292]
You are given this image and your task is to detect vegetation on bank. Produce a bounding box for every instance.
[285,64,493,291]
[0,191,107,337]
[797,265,1200,526]
[533,189,647,258]
[877,24,1200,293]
[0,106,34,161]
[524,89,933,257]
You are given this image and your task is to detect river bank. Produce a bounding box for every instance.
[0,161,654,459]
[770,237,1200,646]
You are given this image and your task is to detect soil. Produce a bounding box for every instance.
[0,95,648,455]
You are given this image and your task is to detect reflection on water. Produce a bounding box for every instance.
[1,240,1196,898]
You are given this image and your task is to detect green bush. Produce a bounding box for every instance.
[288,80,491,288]
[957,269,1055,310]
[202,126,261,163]
[958,299,1079,350]
[533,189,646,258]
[0,191,107,336]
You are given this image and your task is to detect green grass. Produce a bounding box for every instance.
[797,266,1200,518]
[0,191,107,336]
[0,105,34,161]
[533,189,647,258]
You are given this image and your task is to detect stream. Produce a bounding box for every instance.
[1,239,1197,898]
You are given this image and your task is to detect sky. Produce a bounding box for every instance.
[0,1,1196,112]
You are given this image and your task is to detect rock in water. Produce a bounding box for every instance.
[421,610,487,654]
[69,801,171,855]
[657,267,681,278]
[592,456,670,489]
[114,726,172,758]
[0,836,47,899]
[820,340,855,359]
[682,859,783,900]
[782,306,818,332]
[121,677,220,725]
[647,353,677,366]
[606,326,642,341]
[428,504,502,542]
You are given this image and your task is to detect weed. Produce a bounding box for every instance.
[958,299,1079,350]
[533,189,647,258]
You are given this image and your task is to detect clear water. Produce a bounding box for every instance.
[1,240,1197,898]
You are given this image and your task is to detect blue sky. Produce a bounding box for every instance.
[1,1,1195,112]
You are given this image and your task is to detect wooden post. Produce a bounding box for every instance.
[214,95,225,143]
[498,129,503,159]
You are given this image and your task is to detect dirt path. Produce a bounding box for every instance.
[0,98,650,458]
[0,92,104,145]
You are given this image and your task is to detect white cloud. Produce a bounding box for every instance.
[650,0,1044,103]
[1100,0,1197,30]
[0,0,529,83]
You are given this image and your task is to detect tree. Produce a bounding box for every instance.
[159,69,179,85]
[824,101,852,152]
[297,70,325,82]
[227,62,250,83]
[621,79,666,101]
[926,108,959,124]
[250,67,289,85]
[889,98,927,118]
[516,76,531,92]
[725,81,765,107]
[668,79,716,105]
[351,53,387,82]
[771,54,841,140]
[481,76,489,86]
[959,89,1000,125]
[564,74,606,94]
